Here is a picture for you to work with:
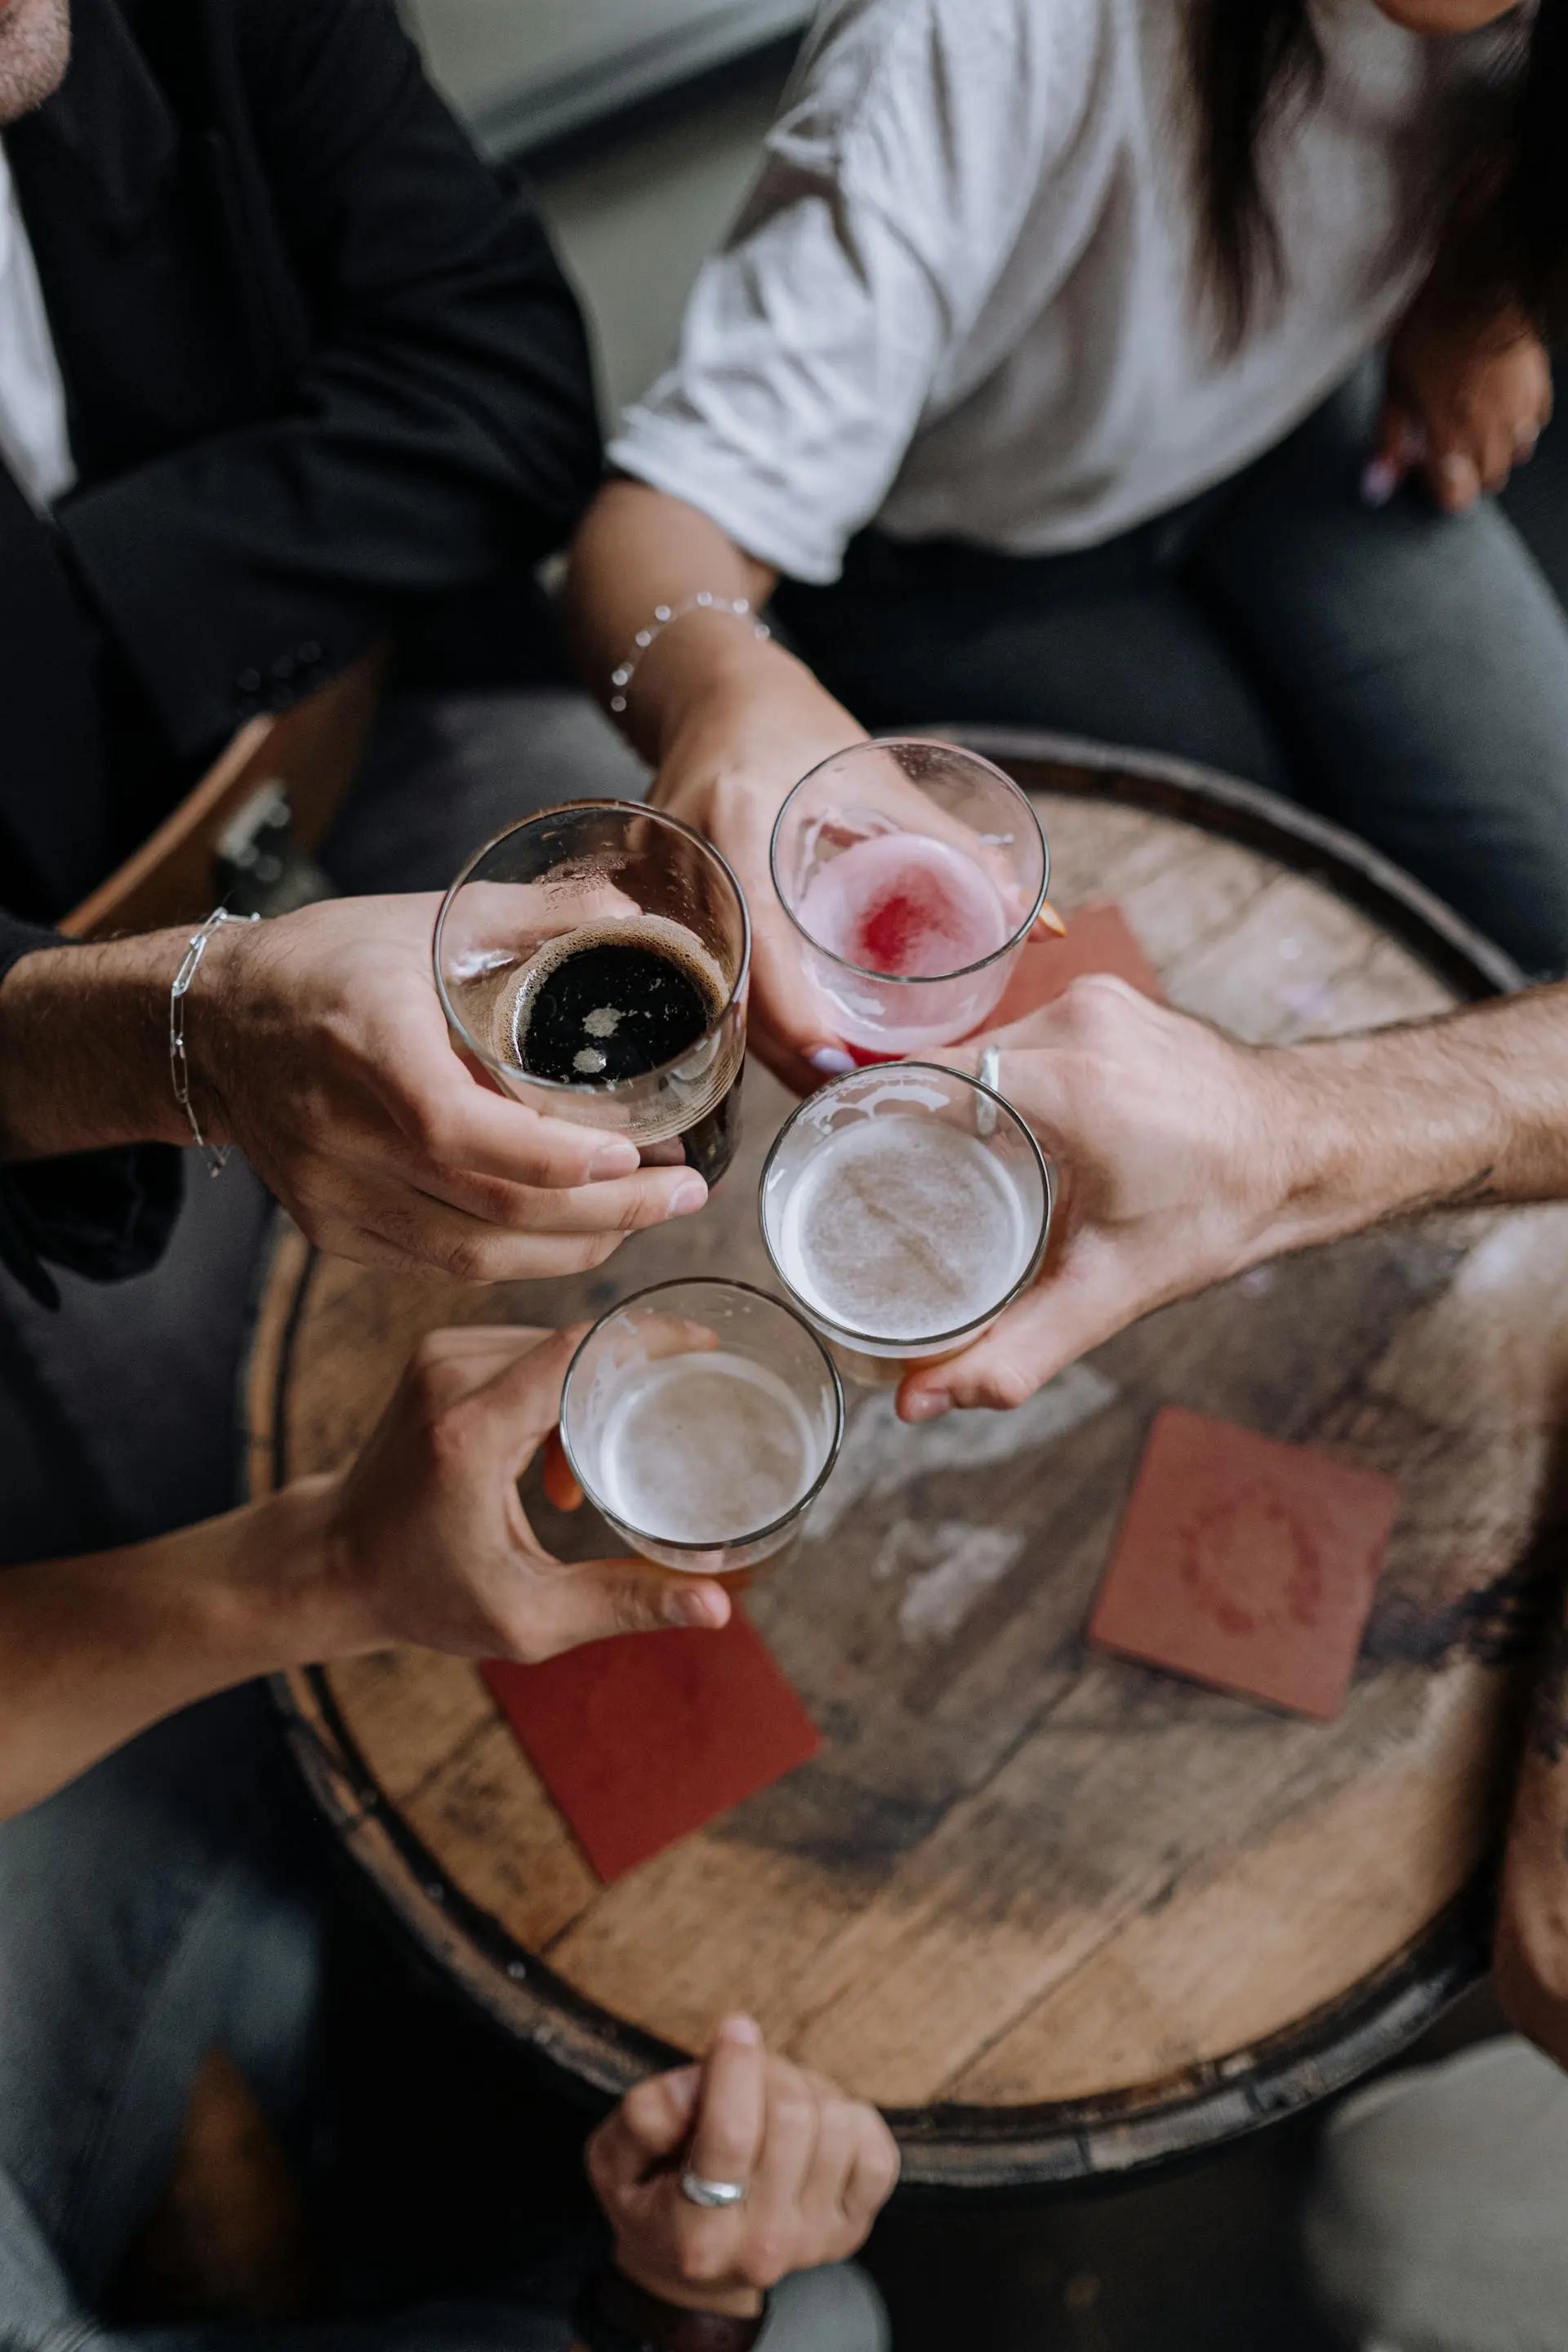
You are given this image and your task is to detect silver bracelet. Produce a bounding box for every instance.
[608,590,770,715]
[169,906,258,1177]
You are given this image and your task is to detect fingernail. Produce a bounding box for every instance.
[668,1175,709,1217]
[903,1390,952,1423]
[674,1584,725,1628]
[1360,458,1398,508]
[806,1045,857,1078]
[589,1141,640,1179]
[721,2014,762,2045]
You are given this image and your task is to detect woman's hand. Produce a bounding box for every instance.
[1368,285,1553,514]
[652,662,870,1091]
[327,1325,729,1657]
[198,894,710,1281]
[567,479,870,1090]
[587,2015,900,2320]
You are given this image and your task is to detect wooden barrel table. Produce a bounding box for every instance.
[247,733,1568,2191]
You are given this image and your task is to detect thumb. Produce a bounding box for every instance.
[534,1557,733,1655]
[898,1257,1127,1422]
[751,905,858,1089]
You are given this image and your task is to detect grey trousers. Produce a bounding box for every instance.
[0,688,882,2352]
[1305,2038,1568,2352]
[779,358,1568,978]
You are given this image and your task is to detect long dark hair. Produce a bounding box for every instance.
[1186,0,1568,346]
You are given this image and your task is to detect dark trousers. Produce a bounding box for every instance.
[778,359,1568,979]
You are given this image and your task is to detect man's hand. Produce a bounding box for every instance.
[200,894,710,1280]
[328,1325,729,1658]
[587,2015,899,2321]
[898,979,1308,1423]
[1367,284,1553,514]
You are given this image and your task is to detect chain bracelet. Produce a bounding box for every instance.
[608,590,770,716]
[169,906,259,1177]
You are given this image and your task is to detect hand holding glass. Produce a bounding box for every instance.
[434,802,749,1185]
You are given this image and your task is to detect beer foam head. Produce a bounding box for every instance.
[775,1113,1035,1343]
[597,1351,823,1546]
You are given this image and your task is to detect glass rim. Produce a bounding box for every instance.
[758,1062,1054,1353]
[559,1275,846,1556]
[768,737,1049,989]
[432,799,753,1100]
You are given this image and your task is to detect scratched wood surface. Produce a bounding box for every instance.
[251,742,1568,2187]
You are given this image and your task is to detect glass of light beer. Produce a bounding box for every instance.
[760,1064,1053,1387]
[559,1279,844,1576]
[770,738,1049,1058]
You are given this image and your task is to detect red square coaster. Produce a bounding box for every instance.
[989,902,1164,1027]
[1088,1406,1401,1719]
[482,1610,822,1882]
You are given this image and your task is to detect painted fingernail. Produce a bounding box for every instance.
[669,1175,709,1217]
[807,1045,856,1077]
[1360,457,1399,508]
[589,1141,640,1179]
[722,2014,762,2045]
[903,1390,952,1423]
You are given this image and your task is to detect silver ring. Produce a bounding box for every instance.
[680,2169,747,2209]
[975,1045,1002,1138]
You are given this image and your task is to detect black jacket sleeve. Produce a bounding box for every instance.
[58,0,603,760]
[0,920,183,1308]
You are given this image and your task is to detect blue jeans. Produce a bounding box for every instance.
[778,359,1568,978]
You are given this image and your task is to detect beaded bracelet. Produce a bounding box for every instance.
[169,906,258,1175]
[608,590,771,716]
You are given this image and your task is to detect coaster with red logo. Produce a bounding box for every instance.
[1088,1406,1401,1719]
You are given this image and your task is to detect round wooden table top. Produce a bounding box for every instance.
[248,735,1568,2190]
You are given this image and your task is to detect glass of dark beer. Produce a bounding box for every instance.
[434,802,750,1185]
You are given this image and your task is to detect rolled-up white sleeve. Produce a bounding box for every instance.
[608,0,1067,585]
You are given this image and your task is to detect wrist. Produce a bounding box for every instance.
[0,931,189,1160]
[1245,1027,1500,1262]
[206,1473,373,1671]
[653,666,865,825]
[613,2256,764,2324]
[580,2264,769,2351]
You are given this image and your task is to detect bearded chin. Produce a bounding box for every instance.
[0,0,71,127]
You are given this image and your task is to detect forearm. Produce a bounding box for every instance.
[566,481,858,782]
[1258,983,1568,1256]
[0,929,216,1161]
[0,1477,363,1820]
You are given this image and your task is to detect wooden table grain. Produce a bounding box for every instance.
[248,737,1568,2188]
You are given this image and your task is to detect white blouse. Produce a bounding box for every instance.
[612,0,1514,580]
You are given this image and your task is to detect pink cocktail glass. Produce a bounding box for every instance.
[770,739,1049,1057]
